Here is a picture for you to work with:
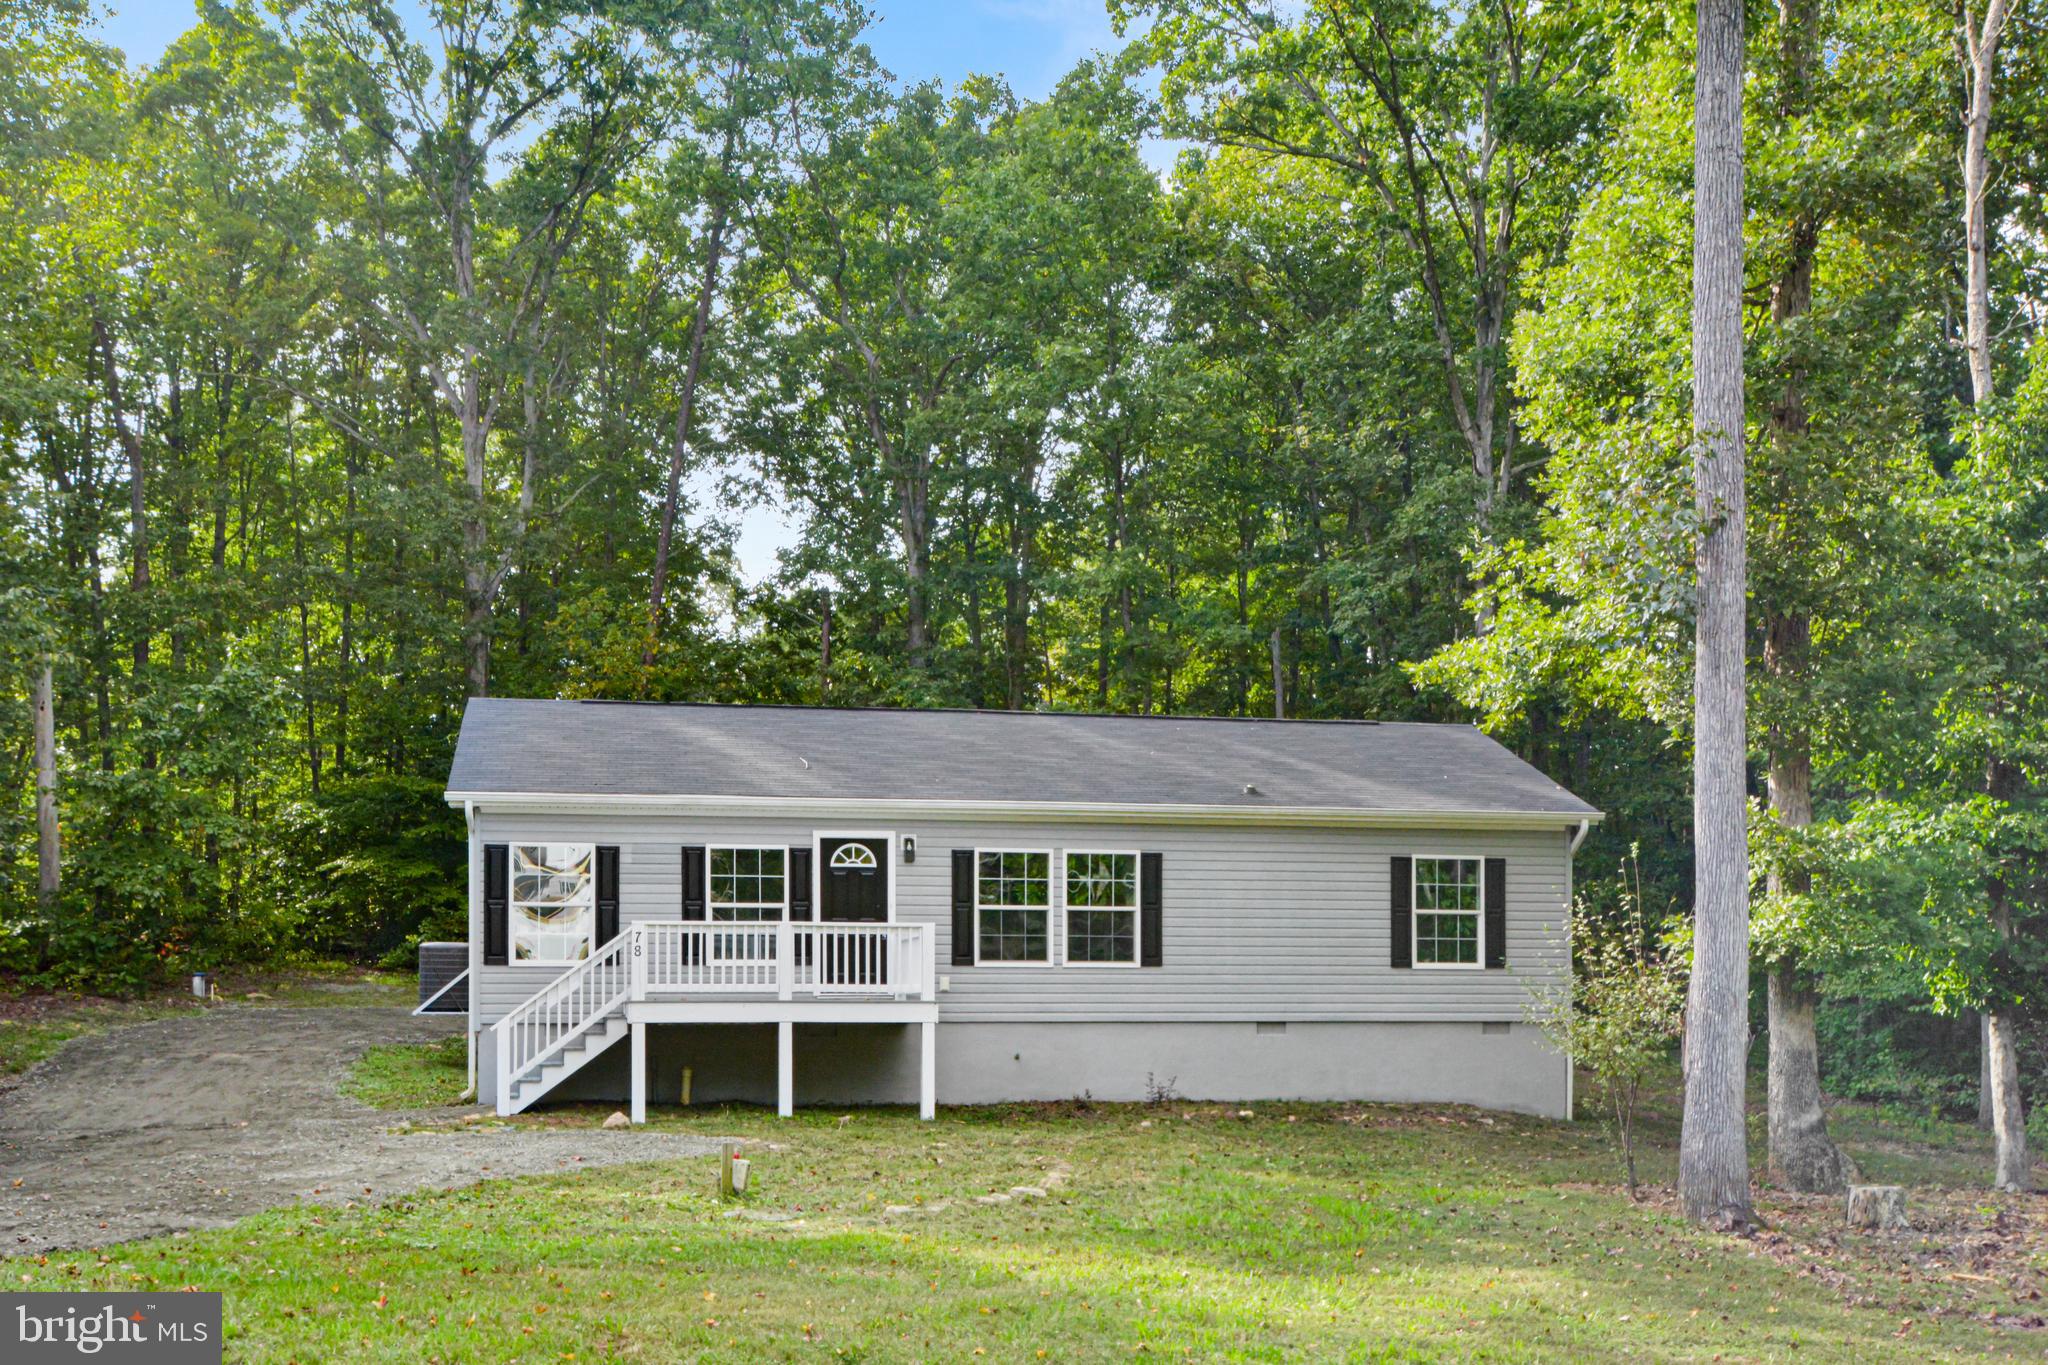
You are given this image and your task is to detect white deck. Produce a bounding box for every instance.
[493,921,937,1120]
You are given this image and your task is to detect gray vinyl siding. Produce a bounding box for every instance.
[468,812,1570,1029]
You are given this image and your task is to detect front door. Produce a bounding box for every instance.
[819,836,889,986]
[821,836,889,921]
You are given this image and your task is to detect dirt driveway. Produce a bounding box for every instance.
[0,1007,722,1255]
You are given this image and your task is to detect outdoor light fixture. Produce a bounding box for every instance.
[901,835,916,863]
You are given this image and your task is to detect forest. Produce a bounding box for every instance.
[0,0,2044,1183]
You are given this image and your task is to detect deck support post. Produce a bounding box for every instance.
[919,1019,936,1121]
[630,1021,647,1125]
[777,1020,794,1118]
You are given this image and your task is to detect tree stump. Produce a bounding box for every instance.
[1846,1184,1908,1231]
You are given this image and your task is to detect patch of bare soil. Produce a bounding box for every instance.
[0,989,189,1025]
[1754,1187,2046,1329]
[0,1007,724,1256]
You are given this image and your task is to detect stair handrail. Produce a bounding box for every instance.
[494,923,640,1112]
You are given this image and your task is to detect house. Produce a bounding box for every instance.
[442,699,1601,1122]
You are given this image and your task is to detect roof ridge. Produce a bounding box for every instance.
[487,697,1471,728]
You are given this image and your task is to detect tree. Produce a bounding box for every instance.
[1128,0,1611,551]
[1957,0,2031,1196]
[1530,854,1685,1200]
[754,80,1003,683]
[639,0,872,677]
[289,0,663,696]
[1680,0,1754,1230]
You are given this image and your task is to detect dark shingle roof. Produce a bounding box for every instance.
[446,699,1598,821]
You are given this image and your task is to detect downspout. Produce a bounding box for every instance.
[461,799,478,1104]
[1563,819,1590,1122]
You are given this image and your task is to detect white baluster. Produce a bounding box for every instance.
[778,920,793,1001]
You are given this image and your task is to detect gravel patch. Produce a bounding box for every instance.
[0,1007,722,1255]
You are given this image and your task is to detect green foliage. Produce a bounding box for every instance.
[1529,854,1685,1198]
[0,0,2044,1059]
[264,778,466,964]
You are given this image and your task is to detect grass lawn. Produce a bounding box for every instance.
[0,962,416,1080]
[343,1034,470,1108]
[9,1037,2045,1362]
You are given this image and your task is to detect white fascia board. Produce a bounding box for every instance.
[445,789,1604,830]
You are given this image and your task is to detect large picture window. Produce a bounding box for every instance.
[976,850,1050,963]
[511,843,595,963]
[1065,851,1138,964]
[1414,856,1481,967]
[710,847,787,921]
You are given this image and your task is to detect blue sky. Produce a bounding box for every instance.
[93,0,1133,103]
[90,0,1145,585]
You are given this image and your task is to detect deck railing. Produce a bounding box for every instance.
[494,927,635,1113]
[634,921,934,1002]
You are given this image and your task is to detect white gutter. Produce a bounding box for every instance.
[446,789,1603,830]
[1568,818,1592,855]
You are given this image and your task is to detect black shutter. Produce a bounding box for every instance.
[1390,855,1412,969]
[1484,856,1507,969]
[681,845,707,919]
[1139,852,1164,967]
[788,847,813,921]
[596,845,621,946]
[483,844,509,965]
[951,850,976,965]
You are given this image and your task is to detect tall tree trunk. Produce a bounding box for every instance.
[1763,619,1849,1192]
[1961,0,2028,1193]
[93,315,149,682]
[897,460,932,672]
[1985,1008,2028,1188]
[1984,758,2031,1190]
[1269,628,1285,719]
[289,415,320,798]
[1109,444,1135,707]
[33,661,59,904]
[818,590,832,700]
[1759,0,1847,1194]
[1680,0,1756,1231]
[645,189,735,672]
[336,441,356,777]
[1766,969,1850,1190]
[1978,1014,1995,1130]
[1962,1,2013,405]
[1005,512,1032,711]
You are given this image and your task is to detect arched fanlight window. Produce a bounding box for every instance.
[830,842,878,870]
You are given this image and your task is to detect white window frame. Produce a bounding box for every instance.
[973,847,1055,967]
[707,845,791,923]
[509,842,597,966]
[1410,852,1484,971]
[1061,848,1141,969]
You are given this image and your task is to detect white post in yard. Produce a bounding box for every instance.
[919,1019,936,1121]
[777,1020,794,1118]
[630,1021,647,1125]
[495,1023,510,1118]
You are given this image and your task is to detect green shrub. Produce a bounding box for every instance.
[1528,854,1684,1199]
[260,776,465,964]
